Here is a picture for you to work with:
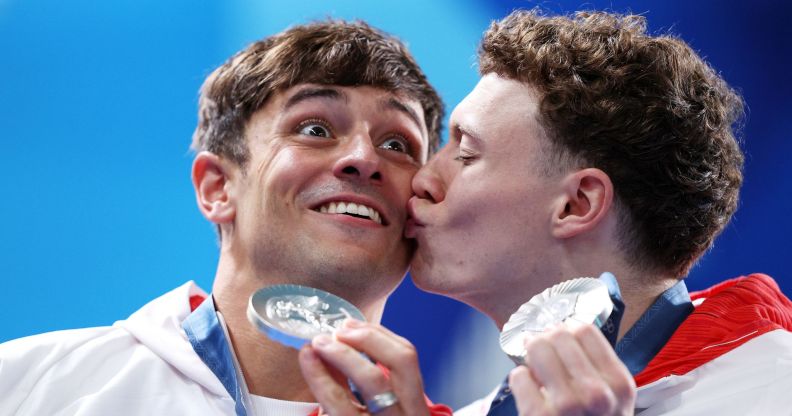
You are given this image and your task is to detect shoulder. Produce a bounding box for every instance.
[637,329,792,415]
[0,325,130,373]
[0,282,223,415]
[0,325,120,364]
[0,325,135,414]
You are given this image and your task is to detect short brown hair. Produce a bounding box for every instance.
[191,20,444,167]
[480,10,745,277]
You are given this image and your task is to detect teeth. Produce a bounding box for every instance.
[316,201,382,224]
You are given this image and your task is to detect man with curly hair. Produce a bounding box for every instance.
[303,10,792,415]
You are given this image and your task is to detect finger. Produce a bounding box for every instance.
[574,325,636,406]
[298,345,362,415]
[334,321,428,415]
[310,334,393,401]
[523,335,576,404]
[544,326,617,414]
[509,365,548,415]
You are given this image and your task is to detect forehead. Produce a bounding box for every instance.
[280,84,426,124]
[451,74,547,150]
[453,74,540,122]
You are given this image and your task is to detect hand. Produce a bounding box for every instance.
[509,324,636,416]
[298,319,431,416]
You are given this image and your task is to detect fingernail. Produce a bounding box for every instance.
[312,334,332,347]
[335,327,366,338]
[343,318,364,328]
[301,347,318,362]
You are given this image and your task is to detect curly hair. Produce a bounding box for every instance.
[480,10,745,277]
[192,20,444,167]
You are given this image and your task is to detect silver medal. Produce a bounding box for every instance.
[499,277,613,364]
[247,284,365,349]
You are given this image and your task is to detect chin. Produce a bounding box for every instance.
[409,262,450,295]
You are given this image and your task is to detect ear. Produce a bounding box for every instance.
[191,151,237,225]
[551,168,614,239]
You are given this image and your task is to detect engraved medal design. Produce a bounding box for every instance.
[248,284,365,349]
[499,277,614,364]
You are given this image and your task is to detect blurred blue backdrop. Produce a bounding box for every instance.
[2,0,790,408]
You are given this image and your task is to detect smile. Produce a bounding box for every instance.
[316,201,383,225]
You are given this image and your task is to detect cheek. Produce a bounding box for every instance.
[443,182,490,227]
[389,165,420,204]
[442,183,530,249]
[258,148,317,196]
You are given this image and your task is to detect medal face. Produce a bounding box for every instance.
[499,277,614,364]
[248,284,365,349]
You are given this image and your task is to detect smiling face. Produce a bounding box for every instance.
[224,84,428,301]
[407,74,567,311]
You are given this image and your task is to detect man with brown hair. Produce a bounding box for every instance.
[302,10,792,415]
[0,20,451,415]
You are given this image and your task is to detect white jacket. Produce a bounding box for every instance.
[457,328,792,415]
[457,274,792,415]
[0,282,237,415]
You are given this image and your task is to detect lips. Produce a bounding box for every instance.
[316,201,383,225]
[405,196,425,238]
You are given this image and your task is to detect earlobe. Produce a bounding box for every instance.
[551,168,613,239]
[192,151,236,225]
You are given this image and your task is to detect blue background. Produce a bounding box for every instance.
[2,0,790,408]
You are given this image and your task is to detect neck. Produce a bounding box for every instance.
[210,252,387,401]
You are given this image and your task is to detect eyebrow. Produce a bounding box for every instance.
[380,97,423,132]
[283,87,347,111]
[453,122,483,144]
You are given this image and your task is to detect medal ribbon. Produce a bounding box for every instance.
[182,295,249,416]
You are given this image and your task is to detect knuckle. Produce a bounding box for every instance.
[546,328,567,343]
[359,366,389,391]
[517,404,543,416]
[580,383,616,414]
[573,323,598,339]
[554,395,581,415]
[604,369,637,402]
[524,337,550,354]
[326,382,348,403]
[391,332,411,345]
[614,378,637,403]
[519,404,556,416]
[395,342,418,362]
[508,366,522,384]
[353,326,375,338]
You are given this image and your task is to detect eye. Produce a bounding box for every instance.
[454,150,477,166]
[379,136,411,154]
[297,120,333,138]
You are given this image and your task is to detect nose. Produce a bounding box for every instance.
[332,134,383,183]
[412,148,448,204]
